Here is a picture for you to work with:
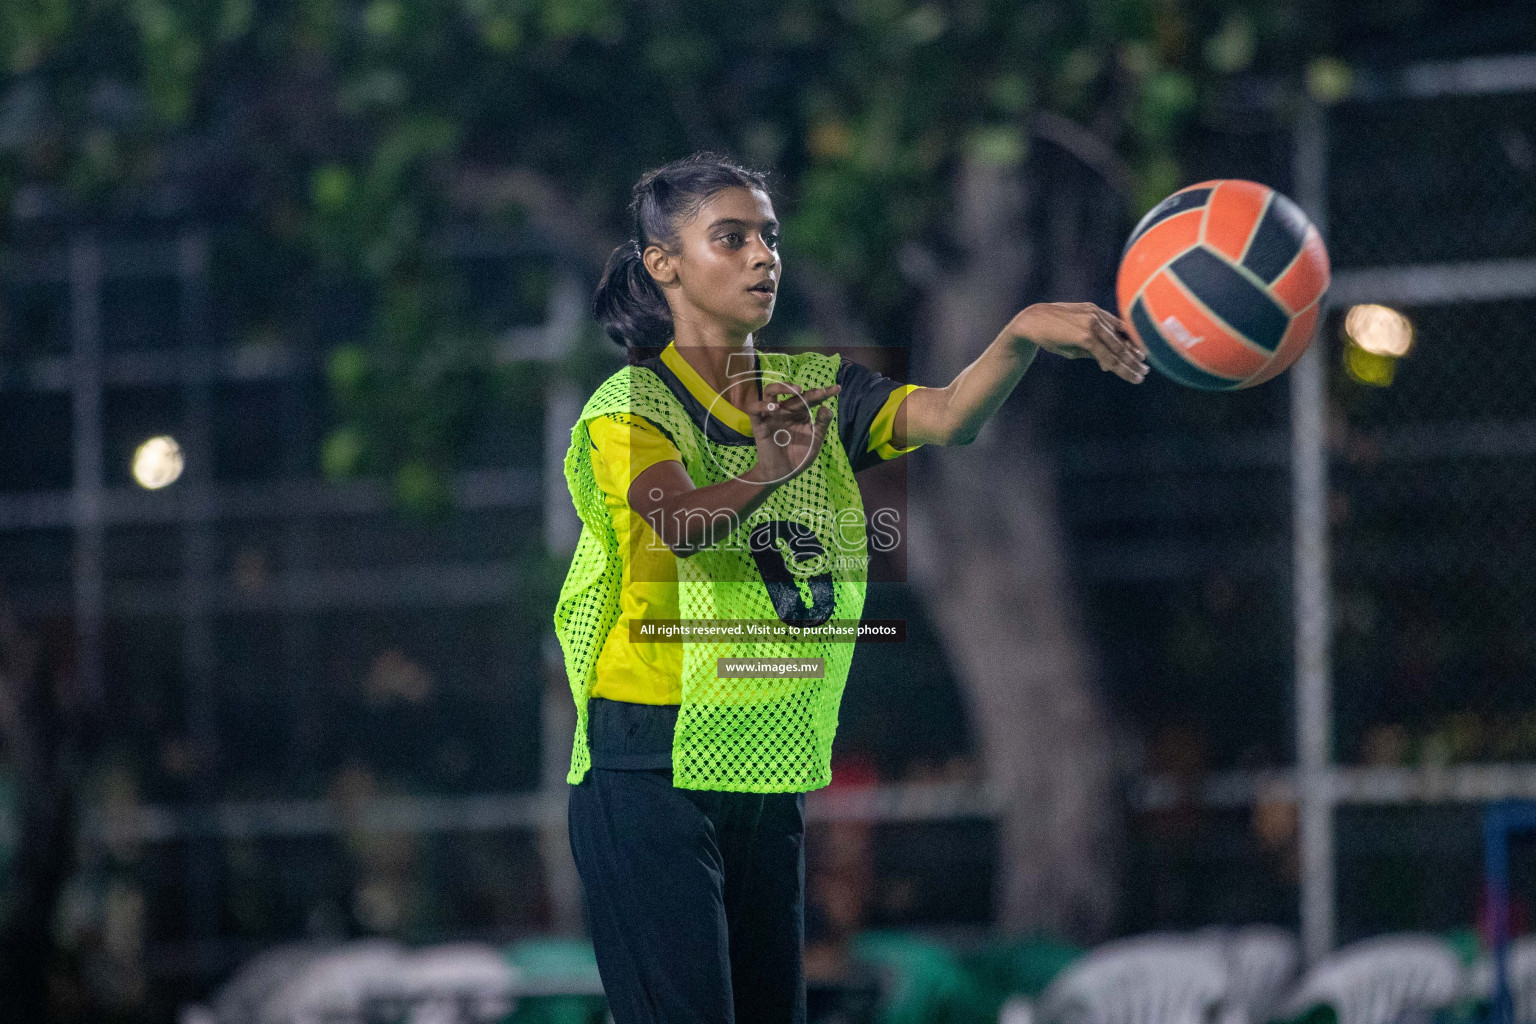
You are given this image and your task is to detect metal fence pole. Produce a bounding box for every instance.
[179,229,222,944]
[1292,99,1336,965]
[69,234,105,708]
[539,269,587,936]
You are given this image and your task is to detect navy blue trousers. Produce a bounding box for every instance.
[567,700,807,1024]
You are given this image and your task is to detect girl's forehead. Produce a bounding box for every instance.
[688,186,776,227]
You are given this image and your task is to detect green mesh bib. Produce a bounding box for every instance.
[553,348,869,792]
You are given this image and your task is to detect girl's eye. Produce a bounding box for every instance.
[719,231,777,249]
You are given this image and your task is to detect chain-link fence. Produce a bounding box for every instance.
[1323,72,1536,944]
[1327,85,1536,769]
[1055,57,1536,945]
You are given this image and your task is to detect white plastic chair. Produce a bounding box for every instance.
[1204,926,1300,1024]
[1276,934,1464,1024]
[1037,933,1230,1024]
[1000,995,1036,1024]
[258,938,407,1024]
[383,943,521,1024]
[208,942,334,1024]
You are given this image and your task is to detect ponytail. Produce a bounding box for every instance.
[592,241,674,354]
[591,151,772,356]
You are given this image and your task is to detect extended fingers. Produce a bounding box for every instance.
[1071,316,1122,374]
[809,402,833,446]
[804,384,841,406]
[1093,306,1147,362]
[761,383,840,415]
[754,384,797,414]
[1087,310,1147,383]
[787,383,840,404]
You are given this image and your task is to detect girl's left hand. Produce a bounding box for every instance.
[1007,302,1149,384]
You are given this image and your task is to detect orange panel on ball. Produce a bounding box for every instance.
[1141,270,1269,380]
[1202,180,1272,263]
[1116,208,1204,317]
[1241,302,1320,388]
[1269,228,1332,315]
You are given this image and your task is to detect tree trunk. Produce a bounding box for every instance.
[904,152,1121,939]
[0,610,79,1021]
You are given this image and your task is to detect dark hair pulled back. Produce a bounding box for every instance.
[592,151,772,354]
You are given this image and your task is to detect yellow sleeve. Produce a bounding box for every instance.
[588,413,684,502]
[867,383,925,461]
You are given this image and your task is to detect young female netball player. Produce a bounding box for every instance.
[553,151,1147,1024]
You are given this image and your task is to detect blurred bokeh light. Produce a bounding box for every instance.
[131,435,184,490]
[1343,304,1415,387]
[1344,304,1415,357]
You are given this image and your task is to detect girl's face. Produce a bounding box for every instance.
[647,186,780,338]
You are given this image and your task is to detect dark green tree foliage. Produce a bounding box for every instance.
[0,0,1349,511]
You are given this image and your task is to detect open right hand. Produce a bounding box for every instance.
[1008,302,1149,384]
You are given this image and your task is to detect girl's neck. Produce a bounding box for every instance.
[672,326,757,398]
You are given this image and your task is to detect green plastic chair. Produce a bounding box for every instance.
[851,930,999,1024]
[500,938,607,1024]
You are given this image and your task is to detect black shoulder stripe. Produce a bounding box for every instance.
[639,355,755,447]
[835,357,906,474]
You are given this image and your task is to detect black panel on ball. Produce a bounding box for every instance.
[1130,297,1243,392]
[1242,193,1311,284]
[1122,187,1213,257]
[1168,247,1291,354]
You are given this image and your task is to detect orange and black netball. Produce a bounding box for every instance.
[1117,179,1331,390]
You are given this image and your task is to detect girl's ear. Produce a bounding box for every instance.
[644,246,679,288]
